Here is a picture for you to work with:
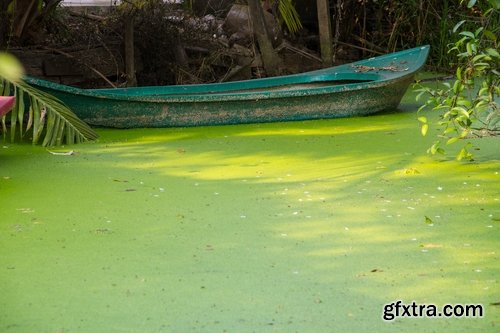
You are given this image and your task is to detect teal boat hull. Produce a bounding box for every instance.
[24,45,430,128]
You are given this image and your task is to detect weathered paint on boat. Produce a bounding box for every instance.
[24,45,430,128]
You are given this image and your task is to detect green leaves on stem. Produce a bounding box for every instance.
[413,1,499,161]
[0,52,98,146]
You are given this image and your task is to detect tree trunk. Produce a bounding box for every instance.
[124,16,137,87]
[316,0,333,66]
[247,0,283,76]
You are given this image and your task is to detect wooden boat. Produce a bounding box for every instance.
[24,45,429,128]
[0,96,15,118]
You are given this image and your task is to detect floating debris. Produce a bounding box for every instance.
[401,168,420,175]
[93,228,113,235]
[419,243,443,248]
[17,208,34,213]
[47,150,76,156]
[352,64,409,72]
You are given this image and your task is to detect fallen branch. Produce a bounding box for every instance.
[276,41,322,62]
[351,34,386,53]
[68,10,106,22]
[42,46,117,88]
[337,41,385,55]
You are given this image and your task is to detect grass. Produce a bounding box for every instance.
[0,88,499,332]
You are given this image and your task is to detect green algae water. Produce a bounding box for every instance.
[1,91,499,332]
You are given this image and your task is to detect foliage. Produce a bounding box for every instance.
[275,0,302,35]
[329,0,499,69]
[414,0,499,161]
[0,52,98,146]
[1,0,62,46]
[111,0,180,86]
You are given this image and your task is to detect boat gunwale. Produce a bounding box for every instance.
[23,45,429,103]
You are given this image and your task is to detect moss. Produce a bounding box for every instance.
[0,88,498,332]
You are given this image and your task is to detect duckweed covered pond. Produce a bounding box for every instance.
[1,90,499,332]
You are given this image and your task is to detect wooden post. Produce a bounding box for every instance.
[247,0,283,76]
[316,0,333,67]
[124,16,137,87]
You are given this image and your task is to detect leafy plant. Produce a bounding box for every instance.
[276,0,302,34]
[1,0,62,46]
[414,0,499,160]
[0,52,98,146]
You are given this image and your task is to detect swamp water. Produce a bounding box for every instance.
[0,90,499,332]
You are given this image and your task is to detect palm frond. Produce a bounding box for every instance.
[278,0,303,34]
[1,77,99,146]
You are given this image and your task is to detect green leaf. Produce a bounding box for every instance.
[32,98,41,143]
[1,115,6,140]
[0,53,24,82]
[429,141,440,155]
[456,99,472,107]
[433,104,450,112]
[460,31,475,39]
[459,129,469,138]
[446,137,459,145]
[483,30,497,41]
[417,116,427,124]
[474,62,490,68]
[452,80,464,94]
[472,54,486,62]
[17,88,25,137]
[457,146,473,161]
[278,0,303,34]
[17,79,98,146]
[1,53,98,146]
[417,105,428,113]
[2,80,10,97]
[415,90,426,101]
[466,42,474,55]
[444,127,457,134]
[470,42,477,54]
[486,48,500,58]
[424,216,434,224]
[487,0,500,10]
[453,20,466,33]
[467,0,477,8]
[7,1,15,14]
[421,124,429,136]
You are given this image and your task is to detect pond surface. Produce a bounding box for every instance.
[0,89,499,332]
